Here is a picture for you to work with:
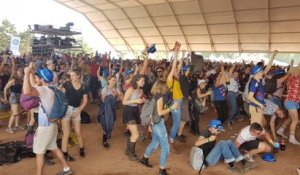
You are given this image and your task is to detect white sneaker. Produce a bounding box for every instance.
[276,128,288,139]
[289,136,300,145]
[6,128,15,134]
[244,154,255,163]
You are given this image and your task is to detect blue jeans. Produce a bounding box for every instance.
[169,99,182,142]
[144,119,170,168]
[227,91,239,122]
[206,140,243,166]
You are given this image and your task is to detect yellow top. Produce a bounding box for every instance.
[167,79,183,100]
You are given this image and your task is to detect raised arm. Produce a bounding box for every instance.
[263,50,278,75]
[23,63,39,96]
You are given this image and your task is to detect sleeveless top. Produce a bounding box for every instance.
[128,90,140,107]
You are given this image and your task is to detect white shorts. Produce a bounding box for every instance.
[33,123,58,154]
[63,105,81,121]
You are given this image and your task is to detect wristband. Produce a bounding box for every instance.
[207,138,210,142]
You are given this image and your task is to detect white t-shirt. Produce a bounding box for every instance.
[227,78,239,93]
[235,125,265,145]
[34,86,55,127]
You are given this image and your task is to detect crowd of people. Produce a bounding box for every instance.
[0,42,300,175]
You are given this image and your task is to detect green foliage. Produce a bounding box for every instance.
[0,19,32,54]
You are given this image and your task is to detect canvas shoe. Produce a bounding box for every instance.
[57,169,72,175]
[228,166,244,174]
[243,161,257,171]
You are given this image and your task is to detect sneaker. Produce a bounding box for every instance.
[243,161,257,171]
[57,169,72,175]
[289,137,300,145]
[64,154,75,162]
[228,166,244,174]
[244,154,255,163]
[175,135,186,143]
[276,128,288,139]
[6,128,15,134]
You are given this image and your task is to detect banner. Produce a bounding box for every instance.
[10,36,21,56]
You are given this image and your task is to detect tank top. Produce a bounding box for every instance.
[128,90,140,107]
[11,82,22,94]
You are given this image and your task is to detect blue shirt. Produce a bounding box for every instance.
[249,79,265,107]
[213,85,226,101]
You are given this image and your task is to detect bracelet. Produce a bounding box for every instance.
[207,138,210,142]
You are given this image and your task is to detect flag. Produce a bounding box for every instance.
[10,36,21,56]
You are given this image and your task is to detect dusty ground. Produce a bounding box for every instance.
[0,103,300,175]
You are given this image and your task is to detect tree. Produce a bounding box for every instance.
[0,19,18,51]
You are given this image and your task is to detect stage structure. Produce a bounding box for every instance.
[29,23,82,56]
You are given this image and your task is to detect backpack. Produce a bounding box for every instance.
[81,111,91,124]
[242,76,254,103]
[20,94,40,111]
[41,86,68,121]
[140,97,160,126]
[264,76,282,94]
[190,147,206,173]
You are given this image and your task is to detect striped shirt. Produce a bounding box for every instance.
[235,125,265,145]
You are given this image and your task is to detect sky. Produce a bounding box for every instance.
[0,0,114,53]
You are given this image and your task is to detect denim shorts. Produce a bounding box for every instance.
[284,100,300,110]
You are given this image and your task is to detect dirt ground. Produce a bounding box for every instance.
[0,103,300,175]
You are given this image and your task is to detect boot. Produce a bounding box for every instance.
[169,142,179,154]
[140,156,153,168]
[127,141,139,161]
[158,168,168,175]
[125,139,130,155]
[79,147,85,157]
[102,134,110,148]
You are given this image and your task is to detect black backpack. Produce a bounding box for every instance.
[81,111,91,124]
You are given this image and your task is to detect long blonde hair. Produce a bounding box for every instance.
[151,80,168,95]
[289,67,300,78]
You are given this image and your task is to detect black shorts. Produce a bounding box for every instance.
[240,139,261,151]
[123,106,140,124]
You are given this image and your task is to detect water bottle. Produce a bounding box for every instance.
[280,140,286,151]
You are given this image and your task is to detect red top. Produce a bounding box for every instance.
[286,76,300,103]
[90,63,99,78]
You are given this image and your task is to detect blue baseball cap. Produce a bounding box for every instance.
[208,120,225,131]
[147,44,156,54]
[102,69,110,78]
[125,68,133,78]
[274,69,285,76]
[262,153,276,162]
[181,65,190,72]
[36,68,53,83]
[251,66,263,75]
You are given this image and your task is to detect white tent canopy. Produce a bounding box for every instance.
[55,0,300,53]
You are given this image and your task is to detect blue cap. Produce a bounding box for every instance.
[274,69,285,76]
[147,44,156,54]
[262,153,276,162]
[125,68,133,78]
[102,69,110,78]
[181,65,190,72]
[208,120,225,131]
[251,66,263,75]
[36,68,53,83]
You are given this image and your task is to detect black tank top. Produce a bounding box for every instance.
[11,82,22,93]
